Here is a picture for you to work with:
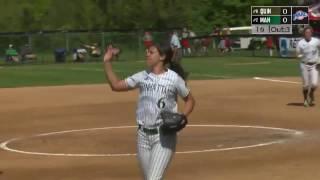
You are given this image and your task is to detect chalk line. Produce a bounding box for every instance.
[0,124,303,157]
[253,77,301,84]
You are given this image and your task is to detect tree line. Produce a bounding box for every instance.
[0,0,300,33]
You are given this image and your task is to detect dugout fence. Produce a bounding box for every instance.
[0,30,305,65]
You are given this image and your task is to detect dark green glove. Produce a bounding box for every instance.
[160,111,188,133]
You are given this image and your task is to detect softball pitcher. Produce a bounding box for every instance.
[296,26,320,107]
[103,44,195,180]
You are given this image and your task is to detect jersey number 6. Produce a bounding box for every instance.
[157,98,166,109]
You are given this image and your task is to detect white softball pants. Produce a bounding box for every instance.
[300,63,319,89]
[137,128,177,180]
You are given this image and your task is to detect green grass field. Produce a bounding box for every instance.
[0,56,300,88]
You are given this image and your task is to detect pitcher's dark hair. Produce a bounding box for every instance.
[152,43,188,80]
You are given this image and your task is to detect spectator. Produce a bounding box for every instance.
[189,30,197,38]
[212,27,221,49]
[265,36,274,57]
[218,27,227,53]
[170,30,182,63]
[181,27,192,56]
[224,26,233,52]
[5,44,19,62]
[212,26,221,35]
[189,29,201,55]
[199,28,215,55]
[72,48,87,62]
[143,31,153,49]
[201,37,212,55]
[20,44,37,62]
[82,43,101,57]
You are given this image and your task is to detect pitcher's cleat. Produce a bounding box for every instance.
[304,100,310,107]
[309,100,315,107]
[309,96,315,107]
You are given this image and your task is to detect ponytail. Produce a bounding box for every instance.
[169,61,188,80]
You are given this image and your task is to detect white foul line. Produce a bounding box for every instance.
[253,77,301,84]
[0,124,303,157]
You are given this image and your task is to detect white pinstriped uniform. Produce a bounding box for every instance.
[125,69,190,180]
[296,37,320,89]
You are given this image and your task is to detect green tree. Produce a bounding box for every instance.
[0,0,303,32]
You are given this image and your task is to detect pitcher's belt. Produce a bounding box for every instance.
[138,125,159,135]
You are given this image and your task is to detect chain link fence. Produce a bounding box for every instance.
[0,30,298,65]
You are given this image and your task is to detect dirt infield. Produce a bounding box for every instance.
[1,78,320,180]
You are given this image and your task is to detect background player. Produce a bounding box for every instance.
[103,44,195,179]
[296,26,320,107]
[181,27,192,56]
[170,30,183,63]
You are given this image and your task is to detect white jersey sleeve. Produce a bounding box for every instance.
[125,71,145,89]
[175,76,190,98]
[296,41,302,56]
[317,38,320,48]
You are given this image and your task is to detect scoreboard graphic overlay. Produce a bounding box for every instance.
[251,6,309,34]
